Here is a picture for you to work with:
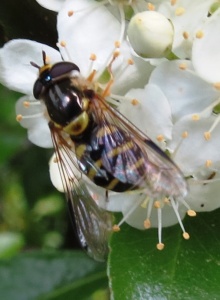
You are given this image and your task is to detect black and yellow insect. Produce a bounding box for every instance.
[31,51,187,260]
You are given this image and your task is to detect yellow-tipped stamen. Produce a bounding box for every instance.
[205,160,212,168]
[112,224,120,232]
[157,205,163,248]
[179,63,187,70]
[131,99,139,106]
[192,114,200,121]
[204,131,211,140]
[175,7,186,16]
[187,209,196,217]
[183,31,189,39]
[170,197,188,236]
[157,135,165,142]
[68,10,74,17]
[183,232,190,240]
[195,30,204,39]
[144,218,151,229]
[157,243,165,250]
[16,112,44,122]
[147,3,155,11]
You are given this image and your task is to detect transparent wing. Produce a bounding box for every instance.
[90,94,188,198]
[49,122,113,261]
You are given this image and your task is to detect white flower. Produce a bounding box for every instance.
[156,0,216,59]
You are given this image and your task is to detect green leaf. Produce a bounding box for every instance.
[108,209,220,300]
[0,250,108,300]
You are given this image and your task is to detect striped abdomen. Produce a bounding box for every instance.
[75,124,148,192]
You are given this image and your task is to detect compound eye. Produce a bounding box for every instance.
[33,79,43,99]
[50,62,80,78]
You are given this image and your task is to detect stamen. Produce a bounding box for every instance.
[192,114,200,121]
[157,206,163,249]
[23,101,41,107]
[147,3,155,11]
[182,131,188,138]
[131,99,139,105]
[195,30,204,39]
[144,218,151,229]
[170,0,177,5]
[175,7,186,16]
[157,135,165,142]
[169,197,189,236]
[183,31,189,39]
[204,131,211,140]
[205,160,212,167]
[68,10,74,17]
[179,63,187,70]
[16,112,44,122]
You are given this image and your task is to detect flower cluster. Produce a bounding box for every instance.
[1,0,220,249]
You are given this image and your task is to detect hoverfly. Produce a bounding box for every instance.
[30,51,187,260]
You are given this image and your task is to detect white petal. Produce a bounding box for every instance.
[192,9,220,83]
[187,172,220,212]
[57,0,121,76]
[36,0,65,11]
[28,121,52,148]
[169,114,220,175]
[0,39,62,95]
[119,83,172,145]
[149,60,219,121]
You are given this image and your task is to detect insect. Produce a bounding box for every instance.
[30,51,187,259]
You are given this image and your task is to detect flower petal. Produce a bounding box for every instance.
[192,9,220,83]
[119,83,172,145]
[0,39,62,95]
[149,60,219,122]
[57,0,121,76]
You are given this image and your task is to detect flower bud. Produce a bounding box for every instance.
[127,11,174,58]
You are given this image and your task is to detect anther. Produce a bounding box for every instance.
[213,82,220,90]
[175,7,185,16]
[16,114,23,122]
[131,99,139,105]
[183,232,190,240]
[192,114,200,121]
[112,225,121,232]
[156,243,165,250]
[154,201,161,209]
[163,197,170,204]
[205,160,212,167]
[147,3,155,10]
[182,131,188,138]
[187,209,196,217]
[183,31,189,39]
[196,30,204,39]
[90,53,97,61]
[204,131,211,140]
[144,218,151,229]
[127,58,134,65]
[60,40,67,47]
[68,10,74,17]
[157,135,164,142]
[171,0,177,5]
[23,101,30,108]
[179,63,187,70]
[114,40,121,48]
